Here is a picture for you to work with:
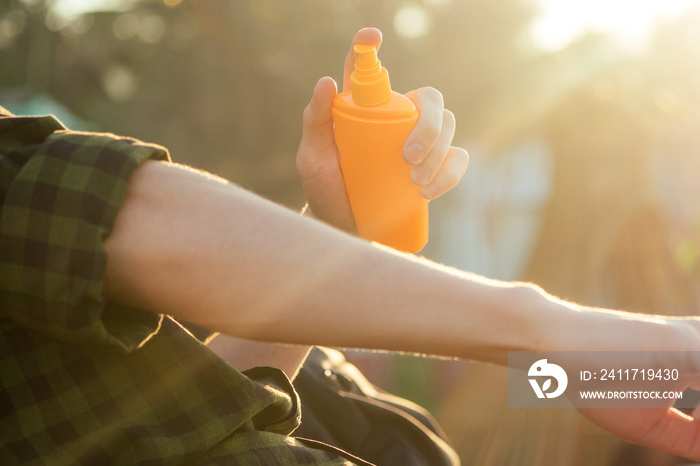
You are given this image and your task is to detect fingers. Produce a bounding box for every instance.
[409,107,453,184]
[644,408,700,460]
[300,76,338,158]
[342,28,382,92]
[404,87,469,200]
[404,87,445,166]
[420,147,469,200]
[297,77,357,233]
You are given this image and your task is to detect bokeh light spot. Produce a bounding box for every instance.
[393,3,432,40]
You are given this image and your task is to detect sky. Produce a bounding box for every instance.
[53,0,700,52]
[51,0,131,18]
[531,0,700,51]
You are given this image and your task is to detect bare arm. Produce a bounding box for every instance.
[103,160,699,357]
[103,160,700,460]
[103,160,552,364]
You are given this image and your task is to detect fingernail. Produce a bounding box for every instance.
[405,143,425,165]
[411,166,431,186]
[422,184,438,199]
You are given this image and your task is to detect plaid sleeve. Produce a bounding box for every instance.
[0,117,172,351]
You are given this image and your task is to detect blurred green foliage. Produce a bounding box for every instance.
[0,0,535,205]
[5,1,700,464]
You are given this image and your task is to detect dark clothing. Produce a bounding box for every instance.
[295,347,460,466]
[0,108,365,465]
[0,107,458,465]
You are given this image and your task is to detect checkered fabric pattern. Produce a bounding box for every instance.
[0,107,368,465]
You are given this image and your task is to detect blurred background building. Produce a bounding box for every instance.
[3,0,700,464]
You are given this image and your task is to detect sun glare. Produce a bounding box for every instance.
[393,3,432,40]
[532,0,700,51]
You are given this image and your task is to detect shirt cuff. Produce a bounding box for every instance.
[1,128,171,351]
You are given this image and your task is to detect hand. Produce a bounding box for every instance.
[578,405,700,461]
[577,368,700,461]
[560,316,700,460]
[296,27,469,233]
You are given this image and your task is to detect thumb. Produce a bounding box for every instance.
[297,76,357,233]
[300,76,338,158]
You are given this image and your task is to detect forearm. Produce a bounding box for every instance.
[102,161,628,364]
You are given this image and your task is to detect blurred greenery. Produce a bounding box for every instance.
[0,0,536,204]
[4,0,700,464]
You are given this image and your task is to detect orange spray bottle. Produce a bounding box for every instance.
[332,44,427,253]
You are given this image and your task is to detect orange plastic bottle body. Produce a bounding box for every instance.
[332,91,427,252]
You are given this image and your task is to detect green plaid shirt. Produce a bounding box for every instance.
[0,107,368,465]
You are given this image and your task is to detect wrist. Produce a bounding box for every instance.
[532,293,700,353]
[457,281,573,365]
[501,283,586,355]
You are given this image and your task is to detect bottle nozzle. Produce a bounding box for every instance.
[351,44,392,107]
[354,44,380,73]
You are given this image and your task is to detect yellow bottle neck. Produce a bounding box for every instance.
[350,44,392,107]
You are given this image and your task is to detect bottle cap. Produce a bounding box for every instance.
[351,44,392,107]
